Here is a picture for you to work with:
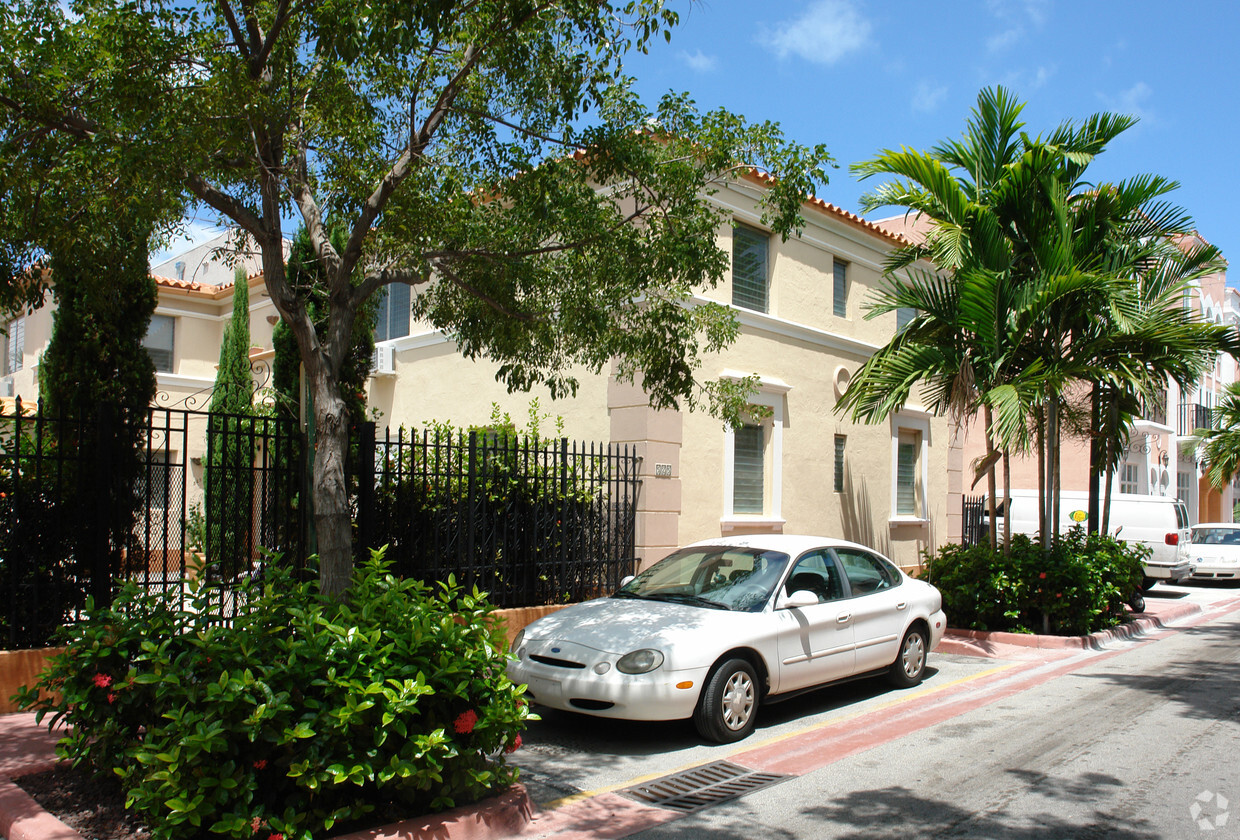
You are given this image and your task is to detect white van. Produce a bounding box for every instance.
[988,490,1194,589]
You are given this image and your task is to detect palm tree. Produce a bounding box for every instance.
[1195,382,1240,492]
[842,86,1233,553]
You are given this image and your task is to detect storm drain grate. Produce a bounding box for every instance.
[619,760,792,813]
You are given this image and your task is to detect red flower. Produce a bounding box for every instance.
[506,735,522,754]
[1038,572,1047,579]
[93,673,113,689]
[250,817,263,832]
[107,693,117,704]
[253,759,268,770]
[269,834,284,840]
[454,710,478,734]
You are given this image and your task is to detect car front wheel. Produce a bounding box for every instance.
[887,626,928,688]
[694,658,759,743]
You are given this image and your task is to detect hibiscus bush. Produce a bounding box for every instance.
[16,548,529,840]
[920,528,1146,635]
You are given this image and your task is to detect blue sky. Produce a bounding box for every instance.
[156,0,1240,277]
[624,0,1240,278]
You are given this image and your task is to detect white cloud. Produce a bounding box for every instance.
[678,49,717,73]
[912,81,948,113]
[760,0,873,66]
[986,28,1021,53]
[1109,81,1154,122]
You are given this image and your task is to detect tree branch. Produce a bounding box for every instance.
[185,172,267,240]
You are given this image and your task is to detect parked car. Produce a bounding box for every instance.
[1187,523,1240,582]
[506,535,946,743]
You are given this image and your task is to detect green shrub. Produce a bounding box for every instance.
[920,529,1146,635]
[16,548,530,840]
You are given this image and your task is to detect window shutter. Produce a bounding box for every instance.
[734,425,765,514]
[833,260,847,317]
[896,441,917,515]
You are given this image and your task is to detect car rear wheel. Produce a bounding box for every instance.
[693,658,758,743]
[887,626,928,688]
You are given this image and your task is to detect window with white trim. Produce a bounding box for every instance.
[375,283,412,342]
[142,315,175,373]
[832,259,848,318]
[1120,462,1139,495]
[896,307,916,333]
[3,316,23,376]
[732,225,769,313]
[721,375,788,524]
[890,413,929,521]
[1178,470,1191,505]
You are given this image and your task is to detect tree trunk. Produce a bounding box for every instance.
[1088,383,1102,535]
[1037,404,1047,549]
[1002,447,1012,554]
[985,404,998,552]
[1051,397,1062,548]
[310,365,353,599]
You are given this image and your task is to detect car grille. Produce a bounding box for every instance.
[529,654,586,669]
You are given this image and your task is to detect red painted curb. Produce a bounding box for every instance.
[330,784,534,840]
[0,777,84,840]
[941,600,1202,653]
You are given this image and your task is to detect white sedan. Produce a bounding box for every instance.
[507,535,947,742]
[1188,523,1240,581]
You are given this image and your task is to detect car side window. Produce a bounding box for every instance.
[834,549,895,596]
[784,551,844,604]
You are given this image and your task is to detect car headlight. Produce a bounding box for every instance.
[616,649,664,674]
[511,629,525,654]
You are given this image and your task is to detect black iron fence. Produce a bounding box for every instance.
[2,400,641,648]
[961,494,987,547]
[357,424,642,606]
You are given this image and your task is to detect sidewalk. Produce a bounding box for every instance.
[0,594,1220,840]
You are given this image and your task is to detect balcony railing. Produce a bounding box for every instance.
[1140,391,1167,427]
[1178,403,1218,436]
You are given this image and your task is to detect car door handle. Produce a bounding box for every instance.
[836,613,851,624]
[896,601,908,610]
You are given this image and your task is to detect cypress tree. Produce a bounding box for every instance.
[204,268,255,576]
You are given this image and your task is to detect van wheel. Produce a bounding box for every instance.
[1141,576,1157,592]
[693,658,759,743]
[1129,591,1146,613]
[888,627,928,688]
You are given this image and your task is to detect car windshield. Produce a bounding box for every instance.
[615,547,791,613]
[1191,528,1240,546]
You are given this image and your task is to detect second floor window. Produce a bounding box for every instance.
[833,260,848,318]
[375,284,412,342]
[732,225,769,313]
[143,314,175,373]
[3,317,23,376]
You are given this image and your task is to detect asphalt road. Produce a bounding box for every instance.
[513,582,1240,839]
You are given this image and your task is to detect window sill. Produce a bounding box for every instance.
[888,516,930,528]
[720,516,786,534]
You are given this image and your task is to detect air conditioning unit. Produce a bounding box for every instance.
[370,343,396,376]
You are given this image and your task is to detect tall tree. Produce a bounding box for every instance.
[0,0,831,596]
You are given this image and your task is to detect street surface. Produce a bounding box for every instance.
[513,582,1240,839]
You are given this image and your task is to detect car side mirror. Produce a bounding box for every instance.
[776,590,819,610]
[620,575,634,588]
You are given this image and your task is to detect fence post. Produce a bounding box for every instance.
[355,421,376,559]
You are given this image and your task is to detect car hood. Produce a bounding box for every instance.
[521,596,752,656]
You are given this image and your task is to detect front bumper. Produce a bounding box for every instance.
[506,638,708,721]
[1145,560,1196,582]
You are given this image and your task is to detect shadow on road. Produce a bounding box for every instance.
[1074,618,1240,721]
[632,776,1161,840]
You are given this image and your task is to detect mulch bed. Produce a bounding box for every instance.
[14,764,151,840]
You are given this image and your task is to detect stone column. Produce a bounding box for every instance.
[608,375,682,571]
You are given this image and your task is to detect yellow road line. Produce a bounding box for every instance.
[534,660,1019,810]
